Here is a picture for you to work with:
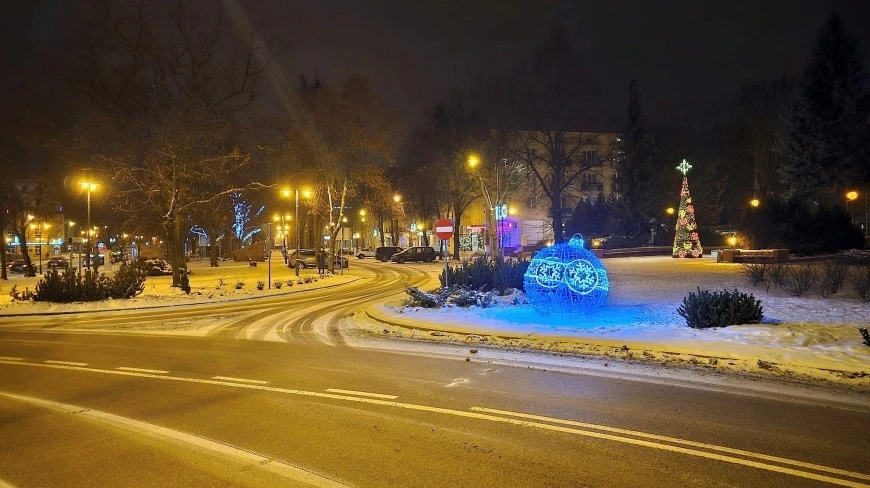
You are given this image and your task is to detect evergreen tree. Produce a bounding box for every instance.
[777,13,869,197]
[615,80,650,236]
[673,160,703,258]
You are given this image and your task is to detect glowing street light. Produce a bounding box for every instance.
[666,207,675,215]
[846,190,859,224]
[750,198,760,208]
[80,180,99,273]
[467,154,480,168]
[393,194,402,203]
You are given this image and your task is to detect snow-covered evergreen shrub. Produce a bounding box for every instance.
[678,288,763,329]
[404,284,443,308]
[234,280,245,289]
[859,327,870,346]
[109,263,147,298]
[440,257,529,293]
[273,281,283,289]
[256,280,265,290]
[450,288,494,308]
[34,266,144,303]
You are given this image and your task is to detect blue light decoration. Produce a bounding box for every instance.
[523,234,609,315]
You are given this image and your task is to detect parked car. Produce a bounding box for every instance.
[46,257,69,269]
[391,246,436,263]
[7,259,33,274]
[289,249,349,269]
[355,248,376,259]
[375,246,403,262]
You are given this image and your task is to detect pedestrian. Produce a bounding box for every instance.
[317,249,327,276]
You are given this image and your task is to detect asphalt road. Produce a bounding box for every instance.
[0,261,868,487]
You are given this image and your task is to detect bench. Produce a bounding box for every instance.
[720,249,789,263]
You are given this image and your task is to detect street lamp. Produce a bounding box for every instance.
[81,181,98,272]
[750,198,760,208]
[467,155,495,258]
[282,187,312,277]
[846,190,859,225]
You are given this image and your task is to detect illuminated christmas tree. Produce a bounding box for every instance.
[672,159,703,258]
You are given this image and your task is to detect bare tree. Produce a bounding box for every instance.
[287,76,400,270]
[6,179,56,277]
[503,28,600,244]
[68,0,278,285]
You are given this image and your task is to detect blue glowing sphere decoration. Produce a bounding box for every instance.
[523,234,609,315]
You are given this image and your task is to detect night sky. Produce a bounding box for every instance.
[3,0,870,126]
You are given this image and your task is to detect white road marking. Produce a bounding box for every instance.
[44,360,88,366]
[0,391,350,488]
[470,406,870,482]
[0,477,18,488]
[212,376,269,385]
[2,359,867,487]
[446,378,469,387]
[325,389,398,400]
[0,357,24,361]
[117,367,169,374]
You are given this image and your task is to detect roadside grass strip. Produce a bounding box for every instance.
[1,359,867,488]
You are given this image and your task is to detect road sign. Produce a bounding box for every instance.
[435,218,454,240]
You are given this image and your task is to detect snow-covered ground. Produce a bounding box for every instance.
[370,256,870,387]
[0,253,358,315]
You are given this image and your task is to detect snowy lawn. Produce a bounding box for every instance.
[373,256,870,386]
[0,253,358,315]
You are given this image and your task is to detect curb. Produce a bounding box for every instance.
[0,276,362,318]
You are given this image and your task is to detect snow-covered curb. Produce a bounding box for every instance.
[365,301,870,388]
[0,275,360,317]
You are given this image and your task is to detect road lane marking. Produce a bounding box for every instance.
[325,389,398,400]
[117,367,169,374]
[2,359,867,487]
[446,378,469,387]
[0,357,24,361]
[212,376,269,385]
[0,391,350,488]
[470,406,870,482]
[44,360,88,366]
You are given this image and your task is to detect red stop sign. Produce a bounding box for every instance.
[434,218,454,240]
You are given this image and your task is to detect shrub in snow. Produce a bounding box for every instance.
[404,284,443,308]
[784,264,818,297]
[859,328,870,346]
[234,280,245,289]
[766,263,787,289]
[450,288,494,308]
[850,262,870,303]
[256,280,265,290]
[740,263,766,287]
[178,269,191,294]
[33,266,146,303]
[678,288,763,329]
[440,257,530,294]
[273,281,283,289]
[817,260,849,298]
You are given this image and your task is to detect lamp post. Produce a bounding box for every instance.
[467,155,495,258]
[283,187,312,277]
[846,190,858,225]
[81,181,98,272]
[392,194,402,247]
